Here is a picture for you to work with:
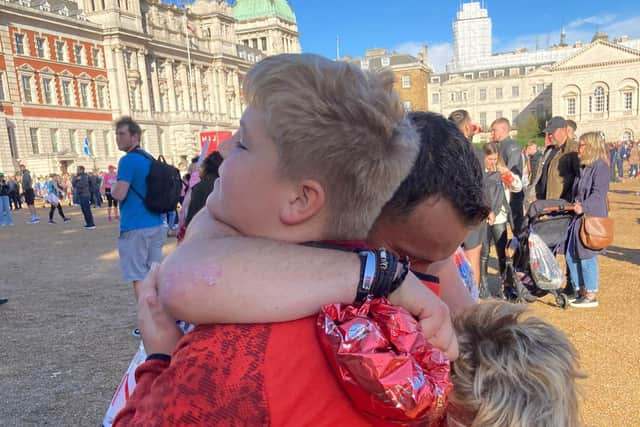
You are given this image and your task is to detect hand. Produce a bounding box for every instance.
[389,273,459,360]
[137,264,183,355]
[574,202,583,215]
[487,211,496,225]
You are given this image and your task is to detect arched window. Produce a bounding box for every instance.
[593,86,607,112]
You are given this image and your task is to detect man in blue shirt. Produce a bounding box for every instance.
[111,117,165,304]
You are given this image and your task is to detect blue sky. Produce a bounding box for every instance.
[286,0,640,72]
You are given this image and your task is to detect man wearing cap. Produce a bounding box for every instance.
[490,118,525,232]
[528,116,579,203]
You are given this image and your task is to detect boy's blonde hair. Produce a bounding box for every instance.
[244,54,419,239]
[447,301,585,427]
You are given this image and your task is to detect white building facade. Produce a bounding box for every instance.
[0,0,299,177]
[430,2,640,142]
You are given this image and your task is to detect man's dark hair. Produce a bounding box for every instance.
[566,119,577,131]
[381,112,489,226]
[448,109,470,127]
[200,151,224,180]
[115,116,142,136]
[191,156,200,164]
[78,165,85,173]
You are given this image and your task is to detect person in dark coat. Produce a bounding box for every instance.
[567,132,611,308]
[184,151,223,228]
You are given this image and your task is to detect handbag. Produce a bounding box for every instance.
[580,216,614,250]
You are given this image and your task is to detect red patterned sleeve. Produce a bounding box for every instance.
[112,359,170,427]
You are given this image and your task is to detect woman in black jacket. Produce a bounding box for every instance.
[567,132,611,308]
[184,151,224,228]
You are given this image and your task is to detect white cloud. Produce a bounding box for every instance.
[393,41,452,73]
[494,14,640,53]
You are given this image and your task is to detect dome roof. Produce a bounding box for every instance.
[233,0,296,24]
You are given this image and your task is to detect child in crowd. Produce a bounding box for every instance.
[114,54,583,426]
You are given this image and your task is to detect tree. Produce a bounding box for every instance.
[516,114,540,141]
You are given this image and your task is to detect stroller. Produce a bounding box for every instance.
[502,199,575,309]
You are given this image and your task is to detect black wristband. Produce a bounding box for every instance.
[146,353,171,363]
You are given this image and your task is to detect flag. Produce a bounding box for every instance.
[82,137,91,157]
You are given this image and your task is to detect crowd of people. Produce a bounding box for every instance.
[447,110,612,309]
[2,52,621,425]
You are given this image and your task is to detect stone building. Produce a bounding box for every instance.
[429,2,640,143]
[550,38,640,142]
[344,46,431,112]
[0,0,299,177]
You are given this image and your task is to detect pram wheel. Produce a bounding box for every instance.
[556,293,570,309]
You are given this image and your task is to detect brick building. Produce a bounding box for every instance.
[0,0,300,177]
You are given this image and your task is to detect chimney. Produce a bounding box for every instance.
[418,45,428,64]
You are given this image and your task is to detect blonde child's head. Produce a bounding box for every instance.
[447,301,584,427]
[208,53,418,241]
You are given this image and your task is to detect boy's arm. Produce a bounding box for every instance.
[160,210,458,359]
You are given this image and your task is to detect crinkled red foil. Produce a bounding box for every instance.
[317,298,451,426]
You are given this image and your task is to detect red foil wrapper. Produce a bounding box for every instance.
[317,298,451,426]
[501,171,515,187]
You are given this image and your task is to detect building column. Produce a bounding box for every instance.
[113,47,130,116]
[194,65,204,112]
[149,56,161,112]
[217,67,227,118]
[233,70,241,119]
[137,49,151,113]
[179,64,191,112]
[206,67,220,120]
[165,59,176,112]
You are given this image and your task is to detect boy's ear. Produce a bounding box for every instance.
[280,179,326,226]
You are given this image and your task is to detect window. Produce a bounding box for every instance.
[462,91,468,102]
[381,57,390,67]
[449,92,455,102]
[30,128,39,154]
[623,92,633,112]
[495,70,505,78]
[0,73,5,100]
[430,76,440,84]
[261,37,267,51]
[496,111,503,120]
[512,86,519,97]
[479,71,489,79]
[62,80,72,106]
[402,75,411,89]
[432,92,440,104]
[464,72,473,80]
[42,78,54,104]
[91,48,101,67]
[511,109,519,123]
[479,88,487,101]
[21,75,33,102]
[252,39,258,49]
[496,87,503,99]
[50,129,59,152]
[15,33,25,55]
[8,126,18,158]
[69,129,77,153]
[479,112,487,130]
[103,130,112,157]
[567,97,576,116]
[56,41,65,61]
[74,45,84,64]
[36,37,46,58]
[97,84,106,108]
[360,60,369,70]
[80,83,90,107]
[402,101,412,111]
[594,86,606,112]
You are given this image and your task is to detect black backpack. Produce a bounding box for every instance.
[129,150,182,214]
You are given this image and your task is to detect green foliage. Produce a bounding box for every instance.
[516,114,540,141]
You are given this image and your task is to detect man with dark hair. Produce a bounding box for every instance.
[20,164,39,224]
[528,116,579,203]
[111,116,165,310]
[566,119,577,142]
[448,109,486,289]
[72,165,96,229]
[490,117,524,232]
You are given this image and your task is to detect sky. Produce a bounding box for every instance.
[285,0,640,72]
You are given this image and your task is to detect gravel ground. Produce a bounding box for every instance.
[0,180,638,426]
